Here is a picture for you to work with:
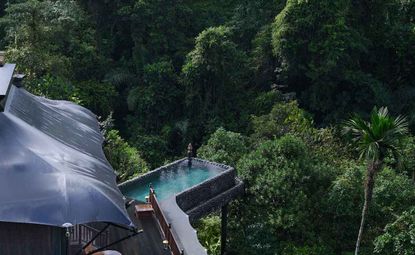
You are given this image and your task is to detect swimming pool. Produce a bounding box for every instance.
[118,158,243,255]
[122,162,223,201]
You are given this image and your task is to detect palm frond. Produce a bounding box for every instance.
[343,106,409,162]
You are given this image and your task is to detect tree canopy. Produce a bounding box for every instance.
[1,0,414,254]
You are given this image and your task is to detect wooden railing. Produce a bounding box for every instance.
[69,224,109,248]
[149,188,184,255]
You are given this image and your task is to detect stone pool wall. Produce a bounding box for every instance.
[175,166,236,212]
[186,178,244,223]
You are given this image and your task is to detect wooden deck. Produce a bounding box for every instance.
[88,200,170,255]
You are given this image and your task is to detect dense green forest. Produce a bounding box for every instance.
[1,0,414,254]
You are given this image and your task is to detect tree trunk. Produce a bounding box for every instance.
[355,160,381,255]
[221,204,228,255]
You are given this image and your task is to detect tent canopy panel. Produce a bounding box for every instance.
[0,86,132,228]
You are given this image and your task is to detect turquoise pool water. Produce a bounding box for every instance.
[123,164,223,201]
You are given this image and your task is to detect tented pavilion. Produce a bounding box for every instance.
[0,64,140,255]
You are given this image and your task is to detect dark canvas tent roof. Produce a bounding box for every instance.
[0,85,133,228]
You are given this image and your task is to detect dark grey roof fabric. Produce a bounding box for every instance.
[0,86,133,227]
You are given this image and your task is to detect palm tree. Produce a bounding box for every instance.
[343,107,408,255]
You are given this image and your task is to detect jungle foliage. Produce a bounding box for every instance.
[1,0,414,254]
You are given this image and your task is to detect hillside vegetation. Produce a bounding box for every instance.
[1,0,414,254]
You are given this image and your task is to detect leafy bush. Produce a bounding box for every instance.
[251,100,313,142]
[195,215,221,255]
[228,135,334,254]
[374,207,415,255]
[198,127,249,166]
[104,130,148,182]
[76,80,118,118]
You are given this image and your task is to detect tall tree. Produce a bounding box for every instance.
[0,0,110,110]
[1,0,102,79]
[271,0,394,123]
[127,0,193,72]
[182,26,249,143]
[343,107,408,255]
[127,60,182,131]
